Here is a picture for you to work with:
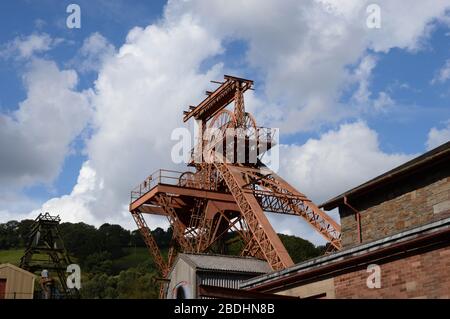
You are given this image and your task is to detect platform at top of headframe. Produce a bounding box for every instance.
[128,165,311,219]
[35,212,61,223]
[129,169,239,216]
[183,75,253,123]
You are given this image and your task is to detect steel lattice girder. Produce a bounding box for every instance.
[131,212,168,276]
[232,164,341,249]
[214,158,294,270]
[155,194,194,252]
[130,160,341,272]
[20,213,79,298]
[130,75,343,280]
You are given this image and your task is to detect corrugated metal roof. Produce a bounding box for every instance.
[179,253,271,274]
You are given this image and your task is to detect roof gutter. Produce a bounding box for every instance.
[344,196,362,244]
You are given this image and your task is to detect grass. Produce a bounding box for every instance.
[0,248,24,265]
[0,246,162,273]
[0,249,78,268]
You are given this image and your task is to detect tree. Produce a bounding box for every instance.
[59,222,102,258]
[130,230,145,247]
[83,251,113,275]
[98,223,131,258]
[116,268,158,299]
[279,234,323,263]
[81,274,118,299]
[17,219,34,246]
[0,220,20,249]
[151,227,172,248]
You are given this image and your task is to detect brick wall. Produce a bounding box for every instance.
[335,245,450,298]
[340,162,450,248]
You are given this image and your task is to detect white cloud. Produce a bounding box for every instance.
[0,33,62,59]
[363,1,449,53]
[372,91,394,111]
[0,191,43,222]
[167,0,450,132]
[30,14,224,227]
[278,121,413,204]
[29,161,170,229]
[29,161,108,225]
[348,55,393,111]
[427,121,450,149]
[267,121,413,244]
[431,59,450,84]
[76,32,116,73]
[34,19,47,30]
[351,55,378,104]
[3,1,448,245]
[0,59,92,189]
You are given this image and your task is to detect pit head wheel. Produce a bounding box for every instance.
[178,171,195,187]
[241,112,258,141]
[204,109,236,159]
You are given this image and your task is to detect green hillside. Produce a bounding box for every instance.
[0,219,324,298]
[0,248,23,265]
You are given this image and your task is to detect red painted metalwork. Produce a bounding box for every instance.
[129,75,342,297]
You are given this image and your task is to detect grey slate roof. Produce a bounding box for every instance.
[178,253,271,274]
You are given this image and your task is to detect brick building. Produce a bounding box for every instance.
[322,140,450,248]
[240,141,450,298]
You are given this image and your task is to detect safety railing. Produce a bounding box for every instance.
[189,125,278,163]
[256,126,278,145]
[130,169,199,203]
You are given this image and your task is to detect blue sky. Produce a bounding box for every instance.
[0,0,166,109]
[1,1,450,243]
[367,25,450,153]
[0,0,165,199]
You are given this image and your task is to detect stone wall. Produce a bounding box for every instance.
[339,162,450,248]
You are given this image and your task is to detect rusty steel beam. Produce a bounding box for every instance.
[131,212,167,276]
[214,159,294,270]
[130,76,343,295]
[236,165,341,249]
[234,81,246,126]
[201,213,243,252]
[129,184,236,212]
[183,75,253,122]
[155,194,194,252]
